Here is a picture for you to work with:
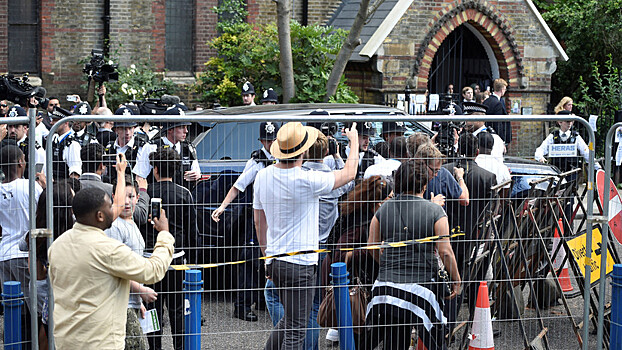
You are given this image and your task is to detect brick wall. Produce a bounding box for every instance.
[360,0,561,156]
[195,0,219,71]
[250,0,341,26]
[0,0,7,72]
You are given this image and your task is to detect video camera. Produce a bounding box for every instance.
[309,122,338,155]
[132,88,180,115]
[83,49,118,83]
[0,73,47,107]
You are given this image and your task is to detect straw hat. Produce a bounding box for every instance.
[270,122,319,159]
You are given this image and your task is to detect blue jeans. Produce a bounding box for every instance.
[264,252,326,350]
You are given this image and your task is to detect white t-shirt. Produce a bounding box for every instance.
[253,166,335,265]
[363,158,402,179]
[234,147,274,192]
[475,154,511,189]
[0,179,43,261]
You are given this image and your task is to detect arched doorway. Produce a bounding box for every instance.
[427,23,498,94]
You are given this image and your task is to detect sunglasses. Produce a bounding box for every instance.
[0,104,7,108]
[427,163,440,176]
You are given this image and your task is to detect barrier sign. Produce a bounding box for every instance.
[567,226,614,284]
[549,143,577,157]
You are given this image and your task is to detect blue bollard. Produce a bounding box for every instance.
[331,262,356,350]
[611,264,622,349]
[3,281,23,350]
[183,270,203,350]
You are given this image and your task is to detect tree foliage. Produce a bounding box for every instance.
[533,0,622,101]
[194,19,359,107]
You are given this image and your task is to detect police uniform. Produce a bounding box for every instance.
[463,101,505,160]
[132,104,200,188]
[342,121,385,178]
[534,117,598,172]
[233,121,279,321]
[72,102,98,147]
[2,106,46,178]
[260,88,278,104]
[47,106,82,180]
[241,82,256,106]
[103,107,146,183]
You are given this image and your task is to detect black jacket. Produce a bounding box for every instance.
[484,96,512,144]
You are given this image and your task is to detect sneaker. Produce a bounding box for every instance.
[326,328,339,342]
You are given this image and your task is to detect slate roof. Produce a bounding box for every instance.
[326,0,399,62]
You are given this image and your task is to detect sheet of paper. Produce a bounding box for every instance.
[140,309,161,334]
[589,115,598,132]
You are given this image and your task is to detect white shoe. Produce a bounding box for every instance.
[326,328,339,342]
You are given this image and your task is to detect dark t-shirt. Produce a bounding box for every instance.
[375,195,446,284]
[143,180,199,262]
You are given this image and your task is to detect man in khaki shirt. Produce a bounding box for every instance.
[48,163,175,349]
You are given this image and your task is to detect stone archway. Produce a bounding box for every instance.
[412,1,524,90]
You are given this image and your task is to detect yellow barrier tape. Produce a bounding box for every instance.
[169,232,465,271]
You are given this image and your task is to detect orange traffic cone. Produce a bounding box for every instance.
[552,218,573,292]
[469,282,494,350]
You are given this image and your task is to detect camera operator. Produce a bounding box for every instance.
[211,121,279,322]
[46,106,83,180]
[133,104,201,189]
[373,120,406,159]
[462,102,505,159]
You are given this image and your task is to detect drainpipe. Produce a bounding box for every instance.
[102,0,111,56]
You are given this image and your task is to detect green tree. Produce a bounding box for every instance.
[195,14,359,106]
[533,0,622,101]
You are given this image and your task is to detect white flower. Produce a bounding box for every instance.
[121,83,129,94]
[108,60,114,65]
[130,88,138,96]
[130,64,136,69]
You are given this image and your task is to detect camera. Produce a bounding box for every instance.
[308,121,338,155]
[83,49,119,83]
[150,198,162,220]
[0,74,47,107]
[435,121,462,158]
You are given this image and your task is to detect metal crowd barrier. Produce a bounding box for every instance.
[30,113,598,349]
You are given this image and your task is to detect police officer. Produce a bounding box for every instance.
[72,102,98,147]
[534,110,599,173]
[343,120,384,178]
[211,121,280,322]
[241,82,256,106]
[261,88,278,105]
[2,106,46,178]
[374,119,407,158]
[133,104,201,188]
[104,107,147,183]
[46,106,82,180]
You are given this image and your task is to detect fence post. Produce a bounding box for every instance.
[3,281,23,350]
[611,264,622,349]
[184,270,203,350]
[331,262,355,350]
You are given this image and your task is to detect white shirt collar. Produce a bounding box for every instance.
[162,136,178,147]
[82,172,101,180]
[114,136,135,149]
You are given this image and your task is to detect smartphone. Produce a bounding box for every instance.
[66,95,78,102]
[150,198,162,220]
[35,163,44,173]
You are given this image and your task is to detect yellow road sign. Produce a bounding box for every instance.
[567,226,615,284]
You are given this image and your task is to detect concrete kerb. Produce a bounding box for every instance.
[41,113,597,349]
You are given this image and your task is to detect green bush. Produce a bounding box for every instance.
[194,21,359,106]
[104,59,178,110]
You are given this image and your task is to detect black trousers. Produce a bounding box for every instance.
[234,220,265,312]
[146,269,185,350]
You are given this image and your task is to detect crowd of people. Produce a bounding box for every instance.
[0,77,596,350]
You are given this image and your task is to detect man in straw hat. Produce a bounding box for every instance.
[253,122,360,349]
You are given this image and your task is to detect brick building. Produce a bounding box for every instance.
[2,0,565,154]
[1,0,218,98]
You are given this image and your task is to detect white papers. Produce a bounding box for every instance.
[140,309,161,334]
[589,115,598,132]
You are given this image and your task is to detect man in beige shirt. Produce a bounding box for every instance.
[48,166,175,349]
